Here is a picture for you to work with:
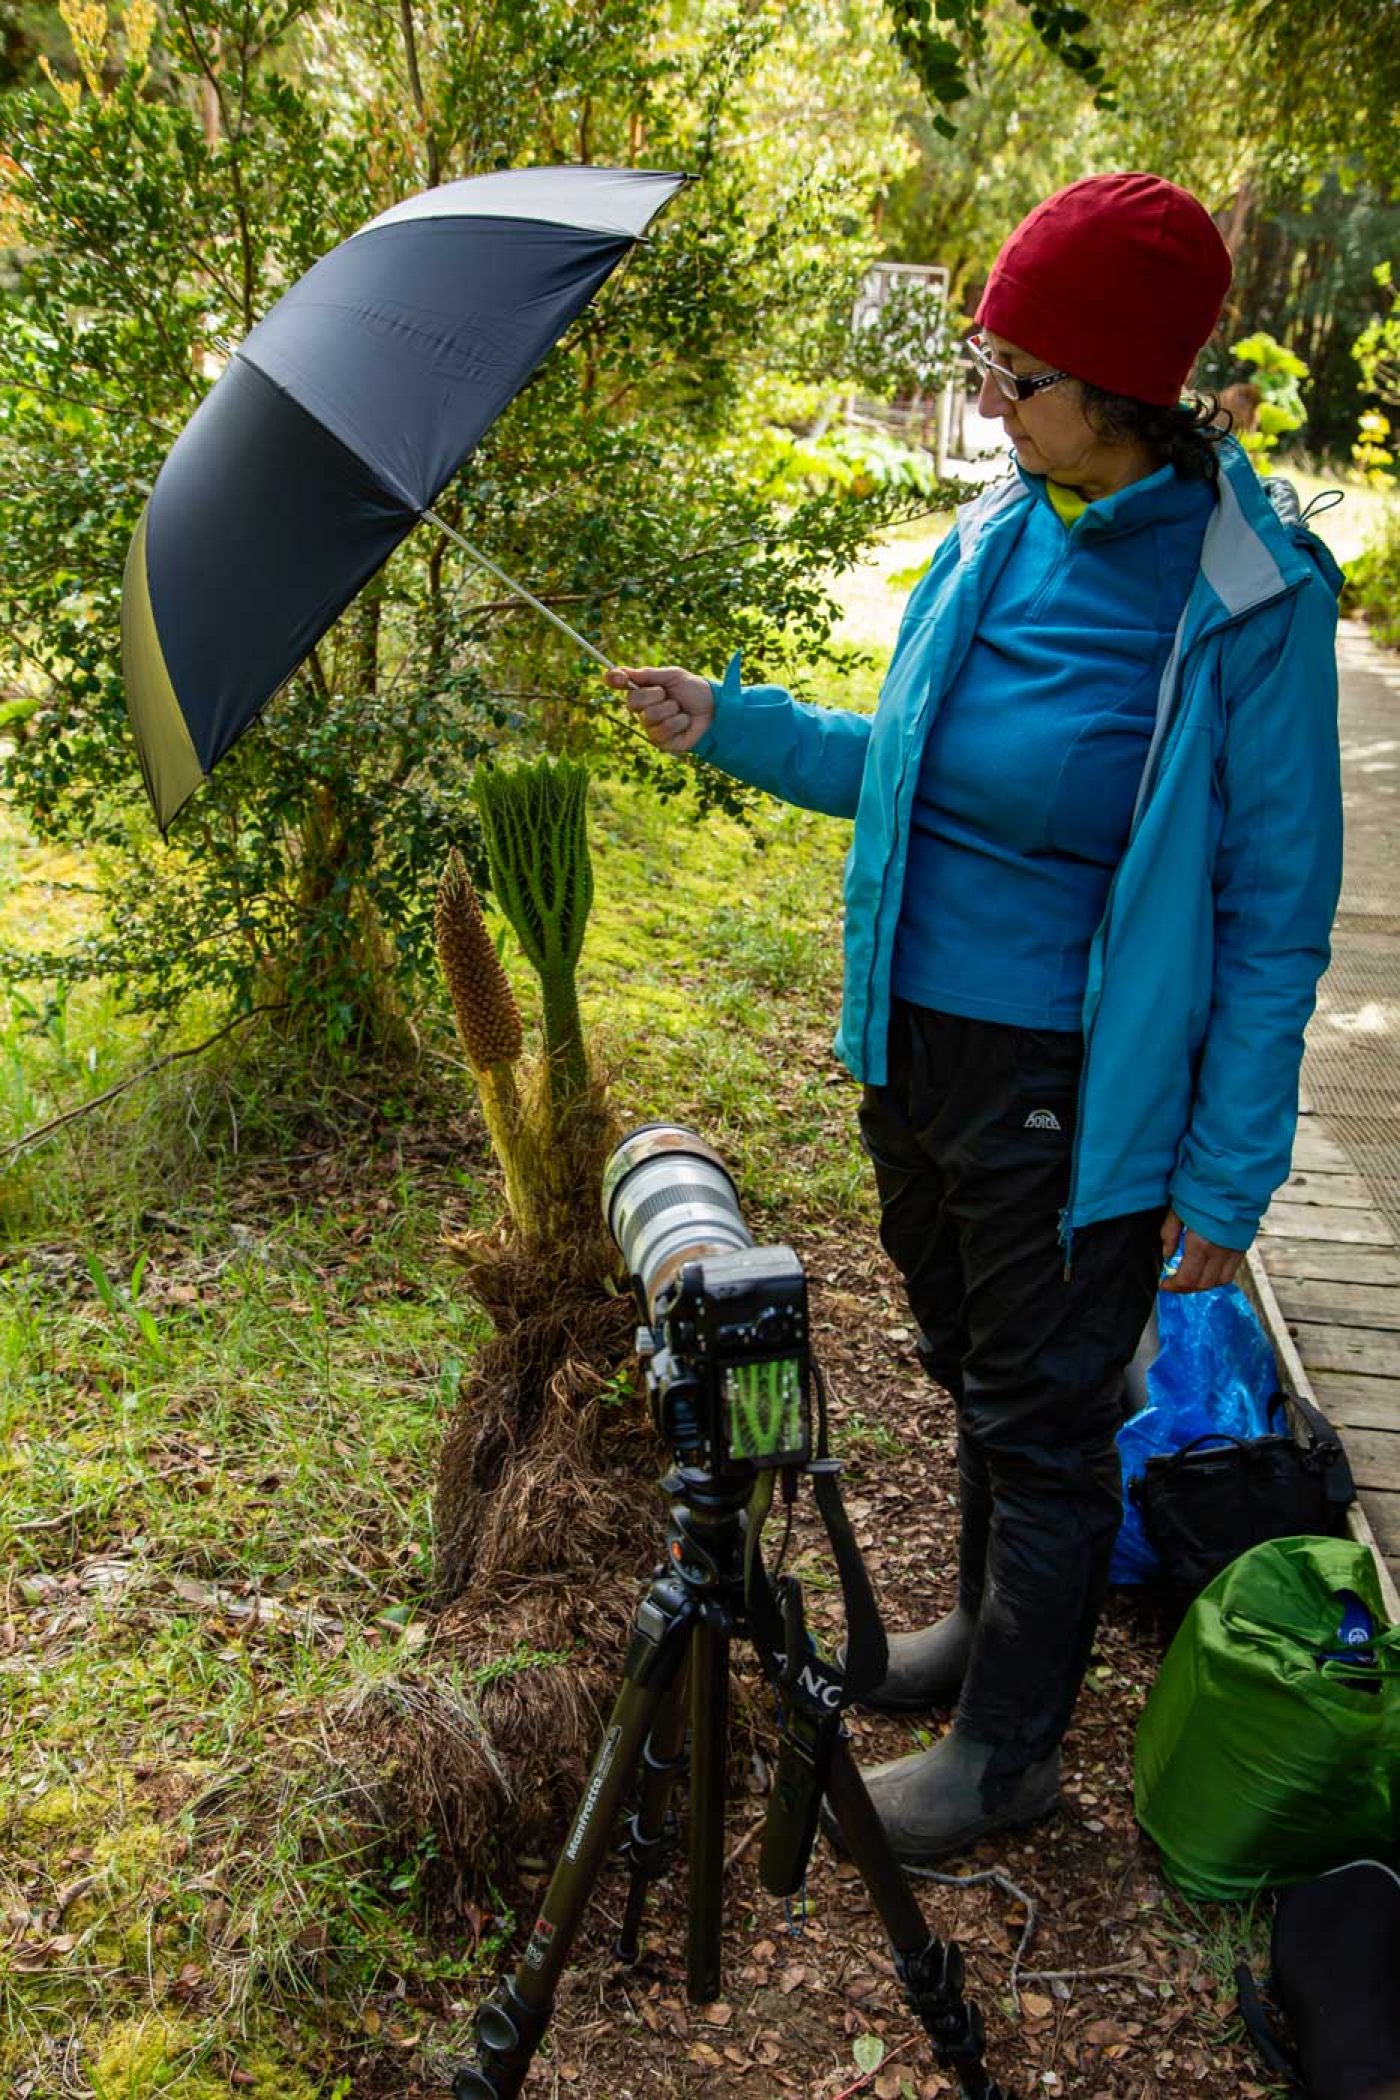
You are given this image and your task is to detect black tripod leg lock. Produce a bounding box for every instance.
[896,1940,1018,2100]
[455,1979,552,2100]
[621,1735,684,1887]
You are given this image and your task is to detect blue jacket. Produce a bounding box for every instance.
[695,440,1343,1252]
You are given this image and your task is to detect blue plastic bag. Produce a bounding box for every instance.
[1110,1283,1279,1584]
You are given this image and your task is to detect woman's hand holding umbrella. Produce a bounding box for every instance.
[604,665,713,754]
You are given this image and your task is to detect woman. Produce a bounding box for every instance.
[605,173,1343,1864]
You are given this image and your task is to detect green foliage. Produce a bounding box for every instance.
[1352,411,1395,490]
[1351,263,1399,487]
[873,0,1245,307]
[884,0,1111,136]
[850,272,955,401]
[1213,0,1400,193]
[472,757,593,1101]
[1344,505,1400,650]
[755,422,947,502]
[874,0,1395,374]
[1210,178,1400,464]
[0,0,918,1046]
[1226,331,1309,466]
[1354,263,1400,407]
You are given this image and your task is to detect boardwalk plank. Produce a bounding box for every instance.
[1273,1281,1400,1331]
[1280,1170,1379,1209]
[1289,1125,1355,1172]
[1260,1201,1396,1245]
[1264,1242,1400,1286]
[1360,1492,1400,1562]
[1332,1425,1400,1490]
[1287,1322,1400,1378]
[1308,1371,1400,1433]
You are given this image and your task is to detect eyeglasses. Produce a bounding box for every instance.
[965,332,1069,403]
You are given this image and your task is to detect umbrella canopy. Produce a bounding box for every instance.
[122,164,686,830]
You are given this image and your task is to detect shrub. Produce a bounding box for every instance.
[1344,506,1400,649]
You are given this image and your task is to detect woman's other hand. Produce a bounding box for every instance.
[604,665,715,754]
[1158,1207,1247,1293]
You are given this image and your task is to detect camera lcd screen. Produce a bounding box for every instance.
[723,1356,807,1465]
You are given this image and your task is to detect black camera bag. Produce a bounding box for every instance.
[1130,1389,1354,1598]
[1235,1860,1400,2098]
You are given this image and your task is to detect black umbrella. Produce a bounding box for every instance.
[121,164,687,829]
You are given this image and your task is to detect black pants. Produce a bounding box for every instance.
[858,1002,1162,1768]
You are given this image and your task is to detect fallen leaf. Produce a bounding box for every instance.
[1020,1992,1053,2019]
[779,1964,807,1995]
[853,2034,885,2076]
[700,2002,733,2027]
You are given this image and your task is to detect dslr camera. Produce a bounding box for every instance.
[602,1124,811,1476]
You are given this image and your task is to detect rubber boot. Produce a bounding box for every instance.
[853,1725,1061,1866]
[847,1434,990,1713]
[850,1443,1119,1863]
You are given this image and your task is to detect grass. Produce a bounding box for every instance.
[0,651,889,2092]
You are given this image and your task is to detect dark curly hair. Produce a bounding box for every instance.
[1078,386,1228,482]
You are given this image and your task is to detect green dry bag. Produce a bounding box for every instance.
[1134,1534,1400,1899]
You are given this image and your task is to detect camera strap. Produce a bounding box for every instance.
[741,1372,892,1898]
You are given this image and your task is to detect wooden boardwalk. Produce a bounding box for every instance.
[1251,619,1400,1616]
[1252,1107,1400,1614]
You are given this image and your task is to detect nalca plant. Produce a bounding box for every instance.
[337,758,654,1898]
[342,755,659,1889]
[433,757,617,1271]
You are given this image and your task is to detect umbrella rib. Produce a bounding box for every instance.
[422,509,616,672]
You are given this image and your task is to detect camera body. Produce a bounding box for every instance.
[603,1124,812,1476]
[640,1244,810,1474]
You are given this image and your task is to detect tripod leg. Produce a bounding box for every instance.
[454,1580,693,2100]
[823,1739,1011,2100]
[615,1658,691,1964]
[685,1611,729,2005]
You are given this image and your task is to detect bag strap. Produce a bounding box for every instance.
[1127,1434,1249,1509]
[1164,1432,1253,1460]
[1270,1388,1356,1506]
[1233,1964,1304,2093]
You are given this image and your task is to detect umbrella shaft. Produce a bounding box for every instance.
[422,510,616,672]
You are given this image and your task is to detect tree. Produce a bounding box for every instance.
[0,0,921,1045]
[1217,179,1400,459]
[883,0,1113,135]
[873,0,1397,471]
[875,0,1262,304]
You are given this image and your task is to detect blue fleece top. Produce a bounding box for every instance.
[892,463,1215,1028]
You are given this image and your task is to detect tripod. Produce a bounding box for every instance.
[453,1459,1017,2100]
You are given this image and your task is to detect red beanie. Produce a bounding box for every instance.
[975,173,1232,407]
